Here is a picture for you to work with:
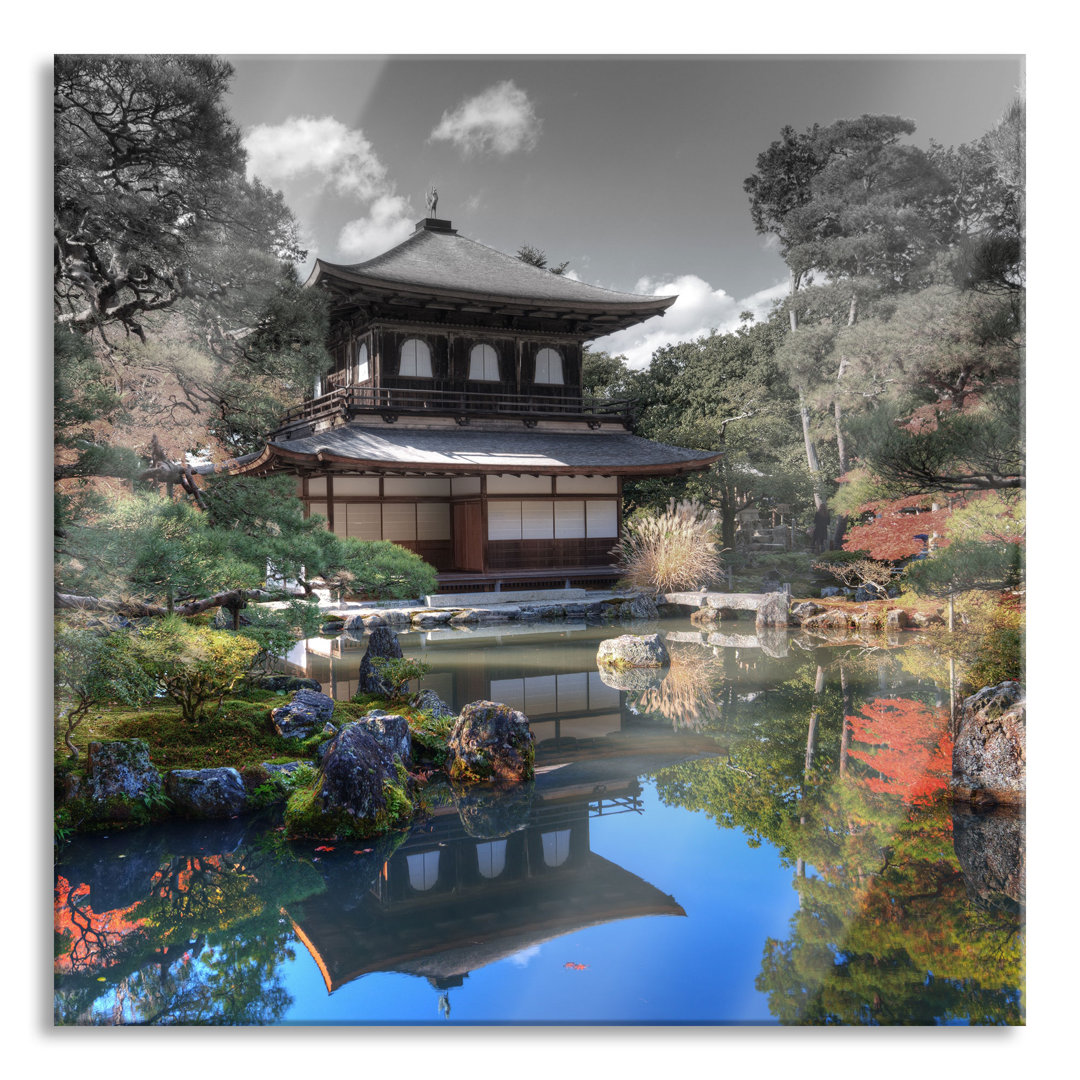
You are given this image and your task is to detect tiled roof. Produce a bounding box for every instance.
[309,220,676,312]
[260,424,720,475]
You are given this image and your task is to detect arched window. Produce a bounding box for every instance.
[475,839,508,879]
[541,829,571,868]
[535,347,564,385]
[399,338,432,378]
[469,343,499,381]
[354,341,369,383]
[406,850,440,891]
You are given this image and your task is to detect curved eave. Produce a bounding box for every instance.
[231,442,722,479]
[306,260,677,324]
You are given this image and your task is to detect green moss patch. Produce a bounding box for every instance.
[53,689,312,774]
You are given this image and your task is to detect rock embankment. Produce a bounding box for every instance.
[332,592,657,631]
[951,681,1025,807]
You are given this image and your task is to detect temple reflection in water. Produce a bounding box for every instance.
[283,621,736,764]
[276,622,733,992]
[285,777,685,995]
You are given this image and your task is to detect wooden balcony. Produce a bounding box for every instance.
[272,384,635,436]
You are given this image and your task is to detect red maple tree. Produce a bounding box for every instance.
[846,697,953,806]
[843,496,957,561]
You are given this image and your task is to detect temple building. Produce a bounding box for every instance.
[235,216,720,591]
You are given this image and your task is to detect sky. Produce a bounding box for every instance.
[225,54,1023,368]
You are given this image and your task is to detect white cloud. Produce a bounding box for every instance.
[243,115,389,199]
[592,275,789,369]
[506,946,541,968]
[429,81,541,156]
[338,194,416,261]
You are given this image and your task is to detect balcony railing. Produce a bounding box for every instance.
[272,384,635,435]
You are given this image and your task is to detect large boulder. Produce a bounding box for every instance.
[361,711,412,767]
[597,665,668,694]
[271,687,336,739]
[454,780,535,838]
[312,714,413,823]
[952,804,1025,910]
[802,609,855,635]
[448,700,535,782]
[212,607,251,630]
[951,681,1025,806]
[411,609,455,628]
[754,591,791,628]
[621,594,659,621]
[690,606,720,626]
[357,627,403,695]
[84,739,163,804]
[410,688,456,720]
[789,601,824,624]
[854,583,886,602]
[854,610,885,633]
[165,767,248,818]
[596,633,670,669]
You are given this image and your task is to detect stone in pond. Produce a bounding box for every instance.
[313,714,412,824]
[357,627,404,695]
[951,681,1025,807]
[448,700,535,782]
[596,633,670,669]
[165,767,248,818]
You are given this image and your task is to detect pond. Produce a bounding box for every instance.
[54,616,1024,1025]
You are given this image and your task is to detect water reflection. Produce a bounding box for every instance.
[55,774,685,1022]
[286,778,683,995]
[285,621,733,763]
[56,618,1024,1024]
[54,816,325,1024]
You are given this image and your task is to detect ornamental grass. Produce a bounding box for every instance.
[613,498,723,593]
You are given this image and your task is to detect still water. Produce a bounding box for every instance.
[54,617,1024,1025]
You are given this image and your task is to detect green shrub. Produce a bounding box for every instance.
[131,617,262,722]
[409,711,455,768]
[336,538,438,600]
[614,499,723,592]
[54,626,157,761]
[371,657,431,699]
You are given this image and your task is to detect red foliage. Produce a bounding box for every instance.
[54,875,146,974]
[846,698,952,806]
[844,499,955,561]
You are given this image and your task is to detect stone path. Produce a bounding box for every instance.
[657,590,790,629]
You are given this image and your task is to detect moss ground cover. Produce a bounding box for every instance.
[54,690,305,773]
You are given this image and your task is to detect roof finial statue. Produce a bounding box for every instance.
[425,186,438,219]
